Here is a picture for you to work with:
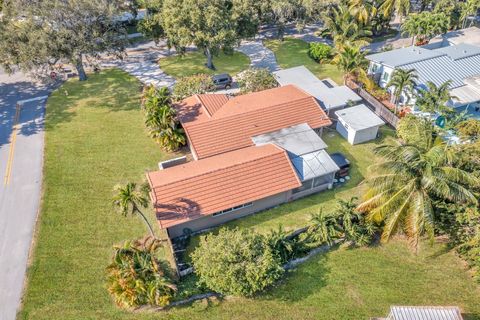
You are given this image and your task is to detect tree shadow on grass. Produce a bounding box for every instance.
[45,69,143,130]
[259,244,337,303]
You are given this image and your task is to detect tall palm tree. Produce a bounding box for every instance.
[387,68,418,114]
[379,0,410,19]
[112,182,157,238]
[416,80,454,115]
[401,13,422,45]
[320,4,372,51]
[357,130,478,251]
[333,45,369,84]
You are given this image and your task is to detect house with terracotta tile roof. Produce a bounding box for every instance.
[146,85,339,238]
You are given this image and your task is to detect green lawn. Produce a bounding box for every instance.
[159,51,250,79]
[20,69,182,320]
[264,38,344,84]
[20,70,480,320]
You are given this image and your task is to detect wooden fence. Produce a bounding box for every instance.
[346,80,400,128]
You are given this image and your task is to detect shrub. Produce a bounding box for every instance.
[237,68,278,94]
[141,85,186,151]
[191,228,284,297]
[106,237,177,309]
[172,74,215,100]
[456,119,480,141]
[308,43,333,62]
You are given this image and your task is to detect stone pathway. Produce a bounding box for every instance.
[101,43,176,88]
[235,40,279,72]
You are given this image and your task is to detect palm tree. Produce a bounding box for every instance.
[401,13,422,45]
[348,0,377,25]
[357,130,478,251]
[460,0,480,28]
[379,0,410,19]
[333,45,369,84]
[416,80,454,115]
[112,182,157,238]
[106,238,177,308]
[307,209,343,245]
[320,4,372,51]
[387,69,418,114]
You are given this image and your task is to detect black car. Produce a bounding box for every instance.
[212,73,233,90]
[330,152,350,178]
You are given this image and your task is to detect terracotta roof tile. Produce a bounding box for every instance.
[197,94,229,116]
[174,94,229,123]
[147,144,301,229]
[212,84,311,118]
[184,96,331,159]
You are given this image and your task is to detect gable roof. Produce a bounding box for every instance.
[366,46,445,68]
[388,306,463,320]
[147,144,302,228]
[397,53,480,89]
[174,94,229,123]
[181,85,332,159]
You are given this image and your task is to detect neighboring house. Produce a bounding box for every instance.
[273,66,362,115]
[373,306,463,320]
[366,34,480,117]
[428,27,480,48]
[146,85,339,238]
[335,104,385,145]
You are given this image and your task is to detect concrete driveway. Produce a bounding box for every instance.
[0,70,58,320]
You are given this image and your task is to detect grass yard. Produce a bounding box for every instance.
[159,51,250,79]
[20,69,480,320]
[264,38,344,84]
[20,69,182,320]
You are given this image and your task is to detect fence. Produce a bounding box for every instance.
[346,80,400,128]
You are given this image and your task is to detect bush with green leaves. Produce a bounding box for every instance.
[106,237,177,309]
[141,85,186,151]
[191,228,284,297]
[237,68,278,94]
[308,43,333,62]
[172,74,215,100]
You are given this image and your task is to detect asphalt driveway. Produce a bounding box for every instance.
[0,70,58,320]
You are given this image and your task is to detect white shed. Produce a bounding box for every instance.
[335,105,385,145]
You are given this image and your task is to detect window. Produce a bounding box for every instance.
[213,202,253,217]
[292,179,313,194]
[313,174,332,188]
[371,64,378,73]
[382,72,390,82]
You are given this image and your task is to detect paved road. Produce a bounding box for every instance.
[0,71,58,320]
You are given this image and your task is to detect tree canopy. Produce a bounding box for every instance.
[0,0,128,80]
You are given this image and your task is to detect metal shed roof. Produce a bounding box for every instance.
[335,104,385,131]
[251,123,327,156]
[388,306,463,320]
[289,149,340,181]
[273,66,361,110]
